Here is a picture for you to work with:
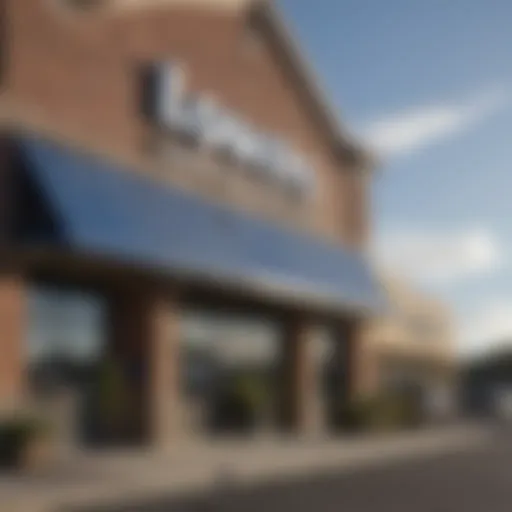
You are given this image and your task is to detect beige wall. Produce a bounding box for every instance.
[359,276,457,396]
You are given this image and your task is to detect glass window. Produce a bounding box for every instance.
[181,310,279,397]
[27,286,106,396]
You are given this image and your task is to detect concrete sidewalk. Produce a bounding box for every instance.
[0,424,493,512]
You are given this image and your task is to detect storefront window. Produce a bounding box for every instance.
[181,310,279,433]
[27,286,106,398]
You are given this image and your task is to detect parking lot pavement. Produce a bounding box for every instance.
[68,430,512,512]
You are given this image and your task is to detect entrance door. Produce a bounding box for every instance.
[181,310,279,436]
[27,286,106,448]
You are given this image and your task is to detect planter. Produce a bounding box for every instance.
[0,417,52,471]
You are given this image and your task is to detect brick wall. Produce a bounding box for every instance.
[2,0,369,246]
[0,274,25,411]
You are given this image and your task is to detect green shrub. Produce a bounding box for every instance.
[330,392,425,434]
[93,357,132,441]
[0,416,48,468]
[370,391,424,431]
[330,398,374,433]
[212,373,269,433]
[232,374,268,413]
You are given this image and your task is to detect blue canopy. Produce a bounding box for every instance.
[16,135,385,313]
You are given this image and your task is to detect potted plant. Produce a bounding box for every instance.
[233,373,269,431]
[211,373,269,435]
[0,415,51,470]
[93,357,132,444]
[329,398,373,435]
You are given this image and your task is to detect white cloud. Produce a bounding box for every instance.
[361,87,508,159]
[375,227,502,285]
[461,299,512,356]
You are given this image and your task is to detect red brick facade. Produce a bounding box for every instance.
[0,1,371,438]
[1,0,369,246]
[0,273,25,411]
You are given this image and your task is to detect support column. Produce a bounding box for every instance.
[146,292,181,447]
[332,318,367,405]
[0,273,25,413]
[108,286,181,447]
[278,315,318,434]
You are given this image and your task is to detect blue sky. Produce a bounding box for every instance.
[280,0,512,356]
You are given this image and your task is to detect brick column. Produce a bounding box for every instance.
[108,287,181,447]
[0,273,26,412]
[332,318,366,405]
[278,316,318,434]
[146,292,181,447]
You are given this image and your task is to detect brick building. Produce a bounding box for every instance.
[0,0,384,446]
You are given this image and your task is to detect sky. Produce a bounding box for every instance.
[280,0,512,357]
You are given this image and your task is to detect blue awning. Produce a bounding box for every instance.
[16,135,385,314]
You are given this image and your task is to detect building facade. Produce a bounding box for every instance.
[361,276,458,419]
[0,0,384,446]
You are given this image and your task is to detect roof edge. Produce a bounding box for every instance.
[255,0,376,172]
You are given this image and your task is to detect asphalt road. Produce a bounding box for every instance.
[73,430,512,512]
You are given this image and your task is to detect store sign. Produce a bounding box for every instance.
[150,62,315,196]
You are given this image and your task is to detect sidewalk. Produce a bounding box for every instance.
[0,424,493,512]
